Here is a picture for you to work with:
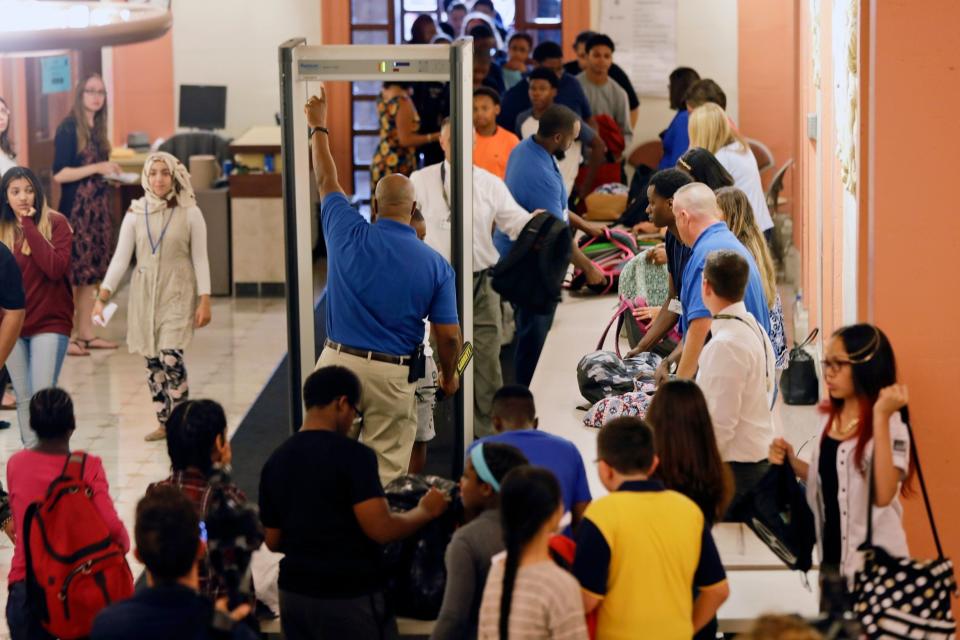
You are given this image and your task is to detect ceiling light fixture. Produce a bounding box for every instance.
[0,1,171,54]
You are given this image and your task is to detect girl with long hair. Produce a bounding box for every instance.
[52,73,123,356]
[716,186,788,369]
[94,152,211,442]
[0,167,73,446]
[646,379,734,640]
[433,442,528,640]
[688,103,774,237]
[770,324,912,581]
[646,380,734,524]
[676,147,734,191]
[478,466,588,640]
[0,96,16,176]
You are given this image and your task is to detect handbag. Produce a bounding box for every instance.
[852,411,957,639]
[780,329,820,405]
[740,463,816,572]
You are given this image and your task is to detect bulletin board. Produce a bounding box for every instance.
[598,0,678,98]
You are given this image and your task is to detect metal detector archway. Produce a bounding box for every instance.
[278,40,475,471]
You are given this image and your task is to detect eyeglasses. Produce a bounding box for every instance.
[350,402,364,426]
[83,89,107,97]
[821,358,854,373]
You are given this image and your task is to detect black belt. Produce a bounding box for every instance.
[325,339,410,366]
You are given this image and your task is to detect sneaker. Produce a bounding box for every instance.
[144,427,166,442]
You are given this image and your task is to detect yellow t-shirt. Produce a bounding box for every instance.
[572,480,727,640]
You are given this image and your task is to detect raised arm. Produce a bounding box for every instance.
[20,213,71,280]
[306,88,345,199]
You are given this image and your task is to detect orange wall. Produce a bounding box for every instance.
[737,0,799,211]
[110,31,175,147]
[866,0,960,568]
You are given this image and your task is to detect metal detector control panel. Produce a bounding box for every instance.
[298,58,449,81]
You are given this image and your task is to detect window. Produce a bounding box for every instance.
[350,0,395,200]
[348,0,564,200]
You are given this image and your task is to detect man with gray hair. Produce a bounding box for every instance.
[655,182,771,383]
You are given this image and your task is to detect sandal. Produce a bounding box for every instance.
[77,337,119,350]
[67,340,90,357]
[144,427,166,442]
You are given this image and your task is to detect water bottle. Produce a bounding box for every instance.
[793,291,809,345]
[263,154,275,173]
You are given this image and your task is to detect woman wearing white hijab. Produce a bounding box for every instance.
[95,152,211,441]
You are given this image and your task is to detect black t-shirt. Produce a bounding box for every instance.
[259,429,386,598]
[665,230,692,298]
[0,242,25,310]
[818,436,842,568]
[91,585,258,640]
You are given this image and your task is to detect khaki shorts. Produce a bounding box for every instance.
[414,356,438,442]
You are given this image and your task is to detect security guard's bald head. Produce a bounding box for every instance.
[373,174,417,223]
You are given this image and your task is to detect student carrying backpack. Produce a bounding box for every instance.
[24,453,135,639]
[6,389,132,640]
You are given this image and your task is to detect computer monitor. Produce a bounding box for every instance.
[178,85,227,130]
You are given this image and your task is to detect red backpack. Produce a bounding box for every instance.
[23,452,134,639]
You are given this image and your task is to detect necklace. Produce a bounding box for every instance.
[832,416,860,437]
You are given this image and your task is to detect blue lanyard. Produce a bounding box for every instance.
[145,200,174,256]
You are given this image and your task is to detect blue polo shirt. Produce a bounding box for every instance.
[468,430,592,518]
[497,73,593,134]
[680,222,770,337]
[494,137,568,256]
[659,109,690,169]
[322,192,459,356]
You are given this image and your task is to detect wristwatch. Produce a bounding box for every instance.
[309,126,329,138]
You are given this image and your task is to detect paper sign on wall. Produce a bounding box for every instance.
[598,0,677,98]
[41,56,71,95]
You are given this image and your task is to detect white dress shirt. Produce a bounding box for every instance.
[715,142,775,232]
[696,301,776,462]
[409,161,532,271]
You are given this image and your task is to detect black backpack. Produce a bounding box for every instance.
[492,212,572,314]
[382,475,460,620]
[740,463,817,572]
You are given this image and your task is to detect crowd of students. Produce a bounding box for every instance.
[0,3,921,639]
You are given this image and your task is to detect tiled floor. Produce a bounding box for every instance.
[0,286,288,637]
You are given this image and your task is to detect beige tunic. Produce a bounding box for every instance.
[101,205,210,357]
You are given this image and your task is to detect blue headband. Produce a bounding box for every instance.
[470,443,500,493]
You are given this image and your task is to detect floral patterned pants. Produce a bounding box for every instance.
[145,349,188,426]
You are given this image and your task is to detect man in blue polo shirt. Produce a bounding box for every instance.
[497,41,592,135]
[658,182,770,383]
[497,104,604,387]
[305,88,463,486]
